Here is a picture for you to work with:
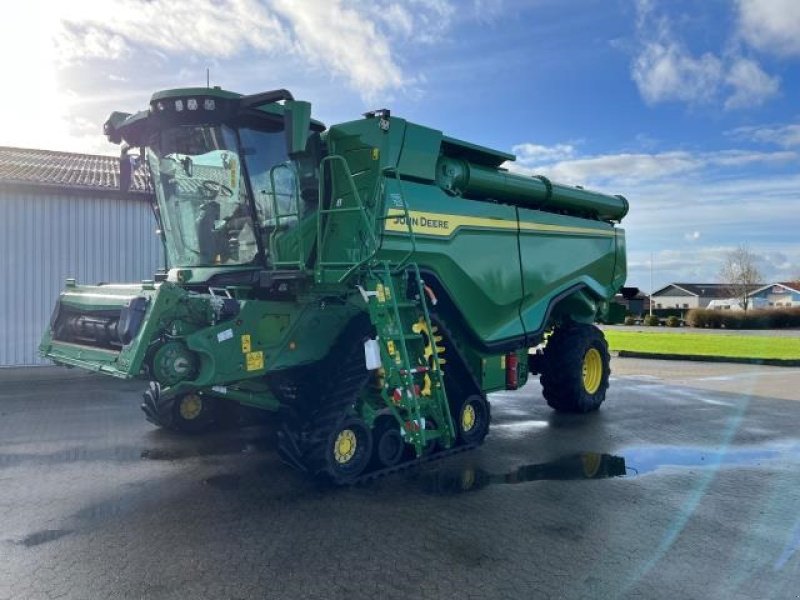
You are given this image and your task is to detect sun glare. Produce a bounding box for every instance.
[0,5,75,151]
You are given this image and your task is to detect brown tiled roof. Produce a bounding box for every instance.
[0,146,151,194]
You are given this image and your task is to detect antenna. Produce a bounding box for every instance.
[206,67,210,88]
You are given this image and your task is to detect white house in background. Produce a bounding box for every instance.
[649,283,761,310]
[707,297,769,311]
[748,282,800,308]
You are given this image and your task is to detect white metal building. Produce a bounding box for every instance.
[0,146,162,366]
[650,282,764,310]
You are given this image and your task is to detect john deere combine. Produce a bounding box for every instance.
[41,87,628,484]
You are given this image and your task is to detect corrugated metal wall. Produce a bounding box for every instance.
[0,189,163,366]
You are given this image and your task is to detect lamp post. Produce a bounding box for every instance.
[649,251,654,317]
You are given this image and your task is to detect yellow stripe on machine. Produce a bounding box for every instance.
[383,209,615,238]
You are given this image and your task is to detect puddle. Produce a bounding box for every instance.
[15,529,72,547]
[424,453,626,495]
[423,442,800,494]
[621,444,800,476]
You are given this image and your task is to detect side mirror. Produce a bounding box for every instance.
[283,100,311,156]
[119,147,137,193]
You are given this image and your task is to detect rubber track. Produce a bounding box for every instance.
[276,313,491,485]
[276,316,373,477]
[348,441,479,485]
[429,312,482,400]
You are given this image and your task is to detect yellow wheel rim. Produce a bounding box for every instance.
[334,429,357,464]
[178,394,203,420]
[580,452,602,478]
[462,404,476,432]
[582,348,603,394]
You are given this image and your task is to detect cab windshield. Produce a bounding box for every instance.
[146,124,262,268]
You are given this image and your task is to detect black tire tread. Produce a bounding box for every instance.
[540,323,610,413]
[140,385,218,434]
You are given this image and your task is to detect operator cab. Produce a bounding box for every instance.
[105,88,324,281]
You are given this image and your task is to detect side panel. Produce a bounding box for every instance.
[378,180,525,345]
[516,205,618,334]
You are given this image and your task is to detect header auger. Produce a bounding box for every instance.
[41,86,627,484]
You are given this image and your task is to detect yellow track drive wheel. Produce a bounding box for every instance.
[178,394,204,421]
[540,324,610,413]
[456,394,490,445]
[141,384,220,434]
[324,416,373,483]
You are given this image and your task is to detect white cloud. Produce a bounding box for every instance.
[506,147,795,186]
[512,142,576,165]
[271,0,405,98]
[630,0,781,110]
[505,137,800,288]
[58,1,290,59]
[51,0,462,100]
[632,40,723,106]
[631,0,722,105]
[370,0,456,44]
[724,57,780,109]
[737,0,800,57]
[728,124,800,148]
[629,245,800,291]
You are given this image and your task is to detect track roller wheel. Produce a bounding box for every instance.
[141,383,218,434]
[455,394,490,445]
[540,323,610,413]
[371,416,406,469]
[318,416,373,484]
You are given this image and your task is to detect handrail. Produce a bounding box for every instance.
[316,155,380,282]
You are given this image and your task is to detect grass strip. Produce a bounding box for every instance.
[603,331,800,360]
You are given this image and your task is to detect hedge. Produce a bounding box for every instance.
[685,307,800,329]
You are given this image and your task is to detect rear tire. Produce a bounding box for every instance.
[141,383,219,434]
[540,324,610,413]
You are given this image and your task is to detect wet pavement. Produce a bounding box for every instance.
[0,360,799,599]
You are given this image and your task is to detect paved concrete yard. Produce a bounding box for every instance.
[1,360,799,599]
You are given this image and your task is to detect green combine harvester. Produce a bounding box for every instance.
[40,87,628,484]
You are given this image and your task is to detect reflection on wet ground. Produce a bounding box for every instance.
[423,442,800,494]
[424,453,627,494]
[4,364,800,599]
[139,427,275,461]
[621,443,800,476]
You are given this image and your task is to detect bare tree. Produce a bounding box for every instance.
[718,244,763,312]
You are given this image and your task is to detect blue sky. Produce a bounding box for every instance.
[1,0,798,290]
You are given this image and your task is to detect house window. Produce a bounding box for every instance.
[656,303,662,308]
[682,303,689,308]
